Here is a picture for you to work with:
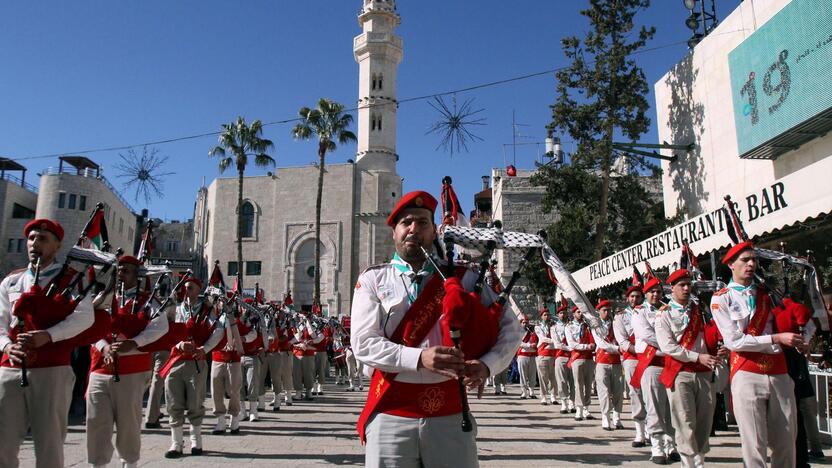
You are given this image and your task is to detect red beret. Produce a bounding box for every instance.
[386,191,438,227]
[642,277,662,294]
[571,306,579,313]
[184,277,203,289]
[596,299,612,310]
[722,241,754,264]
[667,269,692,285]
[243,297,254,304]
[118,255,141,266]
[518,314,528,322]
[625,285,643,297]
[23,218,64,242]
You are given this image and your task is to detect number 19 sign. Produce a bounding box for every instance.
[729,0,832,158]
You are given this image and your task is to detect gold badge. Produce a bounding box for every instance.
[414,196,423,207]
[417,386,445,414]
[758,356,772,372]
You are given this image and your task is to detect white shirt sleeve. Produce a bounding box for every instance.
[655,311,699,363]
[591,326,619,354]
[711,293,777,353]
[0,275,14,352]
[47,291,94,343]
[131,309,169,348]
[202,322,225,353]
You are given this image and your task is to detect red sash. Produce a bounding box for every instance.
[630,345,664,389]
[555,337,568,359]
[730,290,787,380]
[567,323,593,369]
[517,331,538,357]
[536,327,557,358]
[158,307,214,378]
[595,326,621,365]
[356,272,459,443]
[659,304,709,389]
[622,335,638,361]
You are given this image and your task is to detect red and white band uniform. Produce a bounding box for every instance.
[551,317,575,412]
[313,323,331,394]
[86,287,168,468]
[0,262,94,468]
[292,318,322,400]
[259,313,284,410]
[613,306,647,443]
[655,299,715,467]
[711,283,797,468]
[271,322,296,406]
[591,318,623,430]
[516,325,538,399]
[632,301,678,460]
[144,303,175,428]
[565,318,595,419]
[210,312,244,434]
[351,262,522,468]
[239,310,267,421]
[165,298,224,455]
[534,319,557,404]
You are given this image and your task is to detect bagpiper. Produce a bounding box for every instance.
[614,278,648,447]
[552,303,576,414]
[565,306,595,420]
[591,299,623,431]
[534,307,558,405]
[516,314,538,400]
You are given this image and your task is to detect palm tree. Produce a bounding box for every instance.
[291,99,356,307]
[209,117,275,291]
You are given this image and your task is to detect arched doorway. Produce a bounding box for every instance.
[291,238,332,310]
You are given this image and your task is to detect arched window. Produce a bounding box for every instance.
[371,74,377,91]
[377,115,383,131]
[241,202,255,238]
[371,115,377,131]
[377,74,383,90]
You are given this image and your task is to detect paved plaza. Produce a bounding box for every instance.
[15,379,830,467]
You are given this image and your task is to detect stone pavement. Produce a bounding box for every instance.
[19,381,832,467]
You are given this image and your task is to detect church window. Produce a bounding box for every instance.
[228,261,239,277]
[371,74,377,91]
[241,201,255,238]
[371,116,376,131]
[377,116,383,131]
[246,261,262,276]
[377,74,383,90]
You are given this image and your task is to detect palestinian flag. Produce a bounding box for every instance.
[209,261,226,289]
[137,221,153,261]
[79,205,109,250]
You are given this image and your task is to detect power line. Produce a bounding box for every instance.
[9,38,692,163]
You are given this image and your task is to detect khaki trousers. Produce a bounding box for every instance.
[535,356,556,399]
[571,358,594,408]
[554,356,575,402]
[595,363,623,417]
[0,366,74,468]
[260,352,280,397]
[666,371,713,457]
[732,370,796,468]
[622,358,646,422]
[346,349,363,388]
[86,371,150,465]
[275,351,294,394]
[314,351,328,387]
[241,355,261,402]
[144,350,169,424]
[517,356,536,396]
[641,365,674,438]
[211,360,242,416]
[365,412,478,468]
[164,359,206,427]
[293,354,315,392]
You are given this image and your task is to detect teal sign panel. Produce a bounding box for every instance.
[728,0,832,156]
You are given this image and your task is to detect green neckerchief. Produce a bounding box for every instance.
[668,299,691,329]
[728,280,756,311]
[26,262,60,282]
[391,252,436,303]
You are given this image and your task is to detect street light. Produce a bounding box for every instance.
[682,0,718,49]
[544,129,563,164]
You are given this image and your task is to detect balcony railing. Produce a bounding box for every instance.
[0,173,38,193]
[41,166,136,213]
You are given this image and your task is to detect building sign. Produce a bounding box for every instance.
[573,156,832,291]
[729,0,832,158]
[148,257,193,269]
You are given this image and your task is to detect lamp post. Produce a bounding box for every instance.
[683,0,718,49]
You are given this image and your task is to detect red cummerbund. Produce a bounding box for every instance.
[731,351,787,376]
[212,350,241,363]
[1,341,73,369]
[596,349,621,365]
[377,378,462,419]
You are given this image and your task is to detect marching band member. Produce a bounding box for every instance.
[552,305,575,414]
[591,300,623,431]
[312,309,330,395]
[0,220,94,468]
[516,314,538,400]
[210,298,244,435]
[712,242,799,467]
[261,306,283,410]
[292,311,321,401]
[614,284,648,446]
[655,269,723,467]
[351,190,522,467]
[86,255,168,468]
[163,277,224,458]
[237,299,267,422]
[632,273,679,464]
[535,307,557,405]
[272,313,296,407]
[565,306,595,421]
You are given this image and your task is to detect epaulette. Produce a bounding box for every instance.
[359,263,388,275]
[4,268,27,286]
[713,288,729,297]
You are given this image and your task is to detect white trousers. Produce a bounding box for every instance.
[595,363,623,417]
[535,356,556,399]
[731,371,796,468]
[641,365,674,439]
[571,359,594,408]
[666,371,713,457]
[517,355,536,396]
[365,412,478,468]
[622,358,646,422]
[86,371,150,465]
[554,356,574,401]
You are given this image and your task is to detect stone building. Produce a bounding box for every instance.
[36,156,138,260]
[0,159,38,276]
[195,0,403,315]
[146,218,195,274]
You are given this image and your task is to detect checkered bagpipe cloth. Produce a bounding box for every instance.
[755,247,829,330]
[442,226,600,326]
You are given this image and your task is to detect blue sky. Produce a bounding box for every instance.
[0,1,740,221]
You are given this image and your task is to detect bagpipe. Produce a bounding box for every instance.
[7,244,120,387]
[432,222,601,432]
[136,270,194,354]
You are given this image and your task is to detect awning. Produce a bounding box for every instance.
[574,156,832,292]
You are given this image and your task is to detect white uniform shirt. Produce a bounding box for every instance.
[655,300,706,364]
[591,319,620,355]
[175,298,223,353]
[350,262,522,384]
[632,303,665,356]
[565,320,592,351]
[551,320,570,352]
[535,322,556,353]
[0,262,94,352]
[711,284,781,354]
[94,286,168,355]
[613,308,635,355]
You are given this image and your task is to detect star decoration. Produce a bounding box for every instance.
[426,95,486,156]
[115,146,175,204]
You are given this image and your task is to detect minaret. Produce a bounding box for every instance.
[354,0,402,172]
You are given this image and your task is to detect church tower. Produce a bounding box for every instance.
[354,0,402,172]
[352,0,403,273]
